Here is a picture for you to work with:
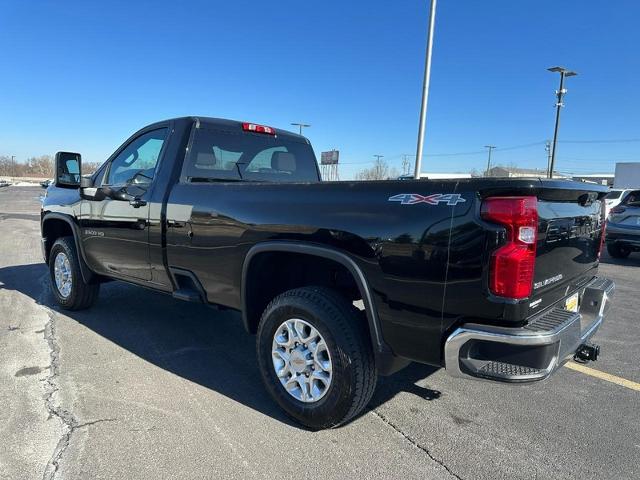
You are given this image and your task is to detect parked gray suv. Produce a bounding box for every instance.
[606,190,640,258]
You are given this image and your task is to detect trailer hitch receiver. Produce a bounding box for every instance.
[574,343,600,363]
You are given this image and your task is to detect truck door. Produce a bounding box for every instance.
[79,127,169,281]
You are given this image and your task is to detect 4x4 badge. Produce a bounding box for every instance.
[388,193,466,206]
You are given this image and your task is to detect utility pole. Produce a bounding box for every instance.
[484,145,496,177]
[414,0,438,179]
[290,122,311,135]
[11,155,15,178]
[545,140,552,177]
[547,66,577,178]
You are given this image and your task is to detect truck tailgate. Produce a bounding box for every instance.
[529,185,605,314]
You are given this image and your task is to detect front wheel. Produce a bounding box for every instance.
[607,243,631,259]
[49,237,100,310]
[256,287,377,429]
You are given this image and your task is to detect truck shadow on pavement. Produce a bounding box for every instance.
[0,262,441,429]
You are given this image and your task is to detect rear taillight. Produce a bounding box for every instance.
[598,203,606,259]
[481,196,538,299]
[610,205,625,214]
[242,122,276,135]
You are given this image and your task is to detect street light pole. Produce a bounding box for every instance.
[414,0,438,179]
[291,122,311,135]
[484,145,496,177]
[547,66,577,178]
[11,155,15,178]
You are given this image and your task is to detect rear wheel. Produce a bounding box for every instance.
[607,243,631,258]
[256,286,377,429]
[49,237,100,310]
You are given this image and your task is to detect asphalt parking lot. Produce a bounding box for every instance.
[1,186,638,480]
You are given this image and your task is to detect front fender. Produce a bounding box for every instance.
[41,212,96,284]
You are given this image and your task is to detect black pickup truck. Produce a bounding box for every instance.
[42,117,615,429]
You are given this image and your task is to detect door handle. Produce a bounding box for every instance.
[167,220,186,228]
[129,198,147,208]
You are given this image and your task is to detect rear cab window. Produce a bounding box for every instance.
[182,123,320,183]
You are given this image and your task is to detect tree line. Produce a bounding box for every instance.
[355,158,400,180]
[0,155,100,178]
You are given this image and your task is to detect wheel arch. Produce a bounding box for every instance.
[241,241,389,355]
[41,212,96,284]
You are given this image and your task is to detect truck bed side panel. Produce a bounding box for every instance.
[165,180,461,365]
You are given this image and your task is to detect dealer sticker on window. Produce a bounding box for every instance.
[565,292,579,313]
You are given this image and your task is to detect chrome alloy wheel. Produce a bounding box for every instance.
[53,252,72,298]
[271,318,333,403]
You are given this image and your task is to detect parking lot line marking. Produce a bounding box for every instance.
[565,362,640,392]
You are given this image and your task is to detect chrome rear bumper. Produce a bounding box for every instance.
[444,277,615,383]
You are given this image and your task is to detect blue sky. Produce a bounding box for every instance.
[1,0,639,179]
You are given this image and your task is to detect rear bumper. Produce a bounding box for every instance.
[444,277,615,383]
[606,226,640,248]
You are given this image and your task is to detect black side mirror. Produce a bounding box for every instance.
[54,152,82,188]
[80,176,94,188]
[106,185,147,208]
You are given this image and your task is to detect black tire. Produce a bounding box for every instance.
[607,243,631,259]
[49,236,100,310]
[256,286,377,430]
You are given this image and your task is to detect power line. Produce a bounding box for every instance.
[339,137,638,169]
[339,141,548,166]
[494,141,547,152]
[560,138,640,144]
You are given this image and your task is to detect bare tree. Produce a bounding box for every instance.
[0,155,53,177]
[355,158,399,181]
[82,162,101,174]
[0,154,102,178]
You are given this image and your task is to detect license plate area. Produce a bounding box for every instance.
[565,292,579,313]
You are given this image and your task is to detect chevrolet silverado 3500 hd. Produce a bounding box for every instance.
[42,117,614,428]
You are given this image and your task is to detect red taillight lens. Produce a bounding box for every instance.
[610,205,625,214]
[481,196,538,299]
[242,122,275,135]
[598,203,606,259]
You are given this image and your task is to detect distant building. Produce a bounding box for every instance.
[571,174,614,187]
[485,166,614,186]
[486,166,554,178]
[398,173,472,180]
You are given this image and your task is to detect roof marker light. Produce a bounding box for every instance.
[242,122,276,135]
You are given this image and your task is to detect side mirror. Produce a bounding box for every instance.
[105,185,147,208]
[80,176,94,188]
[55,152,82,188]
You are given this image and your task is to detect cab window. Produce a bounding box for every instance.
[104,128,168,186]
[183,126,319,182]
